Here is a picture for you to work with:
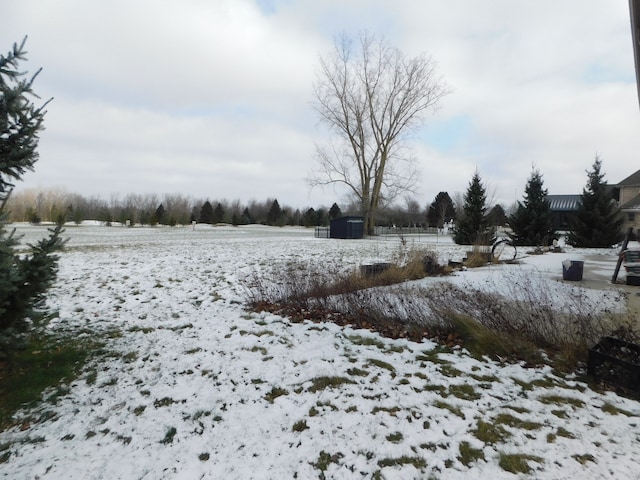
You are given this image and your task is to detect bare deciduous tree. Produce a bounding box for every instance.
[311,31,449,235]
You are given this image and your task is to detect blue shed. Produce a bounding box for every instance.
[330,216,365,239]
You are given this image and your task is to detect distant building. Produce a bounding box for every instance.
[548,169,640,233]
[548,195,581,231]
[613,169,640,232]
[329,216,365,239]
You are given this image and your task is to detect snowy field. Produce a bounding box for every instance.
[1,224,640,479]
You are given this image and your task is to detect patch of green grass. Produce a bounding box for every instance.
[601,402,636,417]
[438,363,463,377]
[132,405,146,416]
[494,413,543,431]
[512,376,558,391]
[504,405,530,414]
[377,456,427,469]
[198,453,210,461]
[154,397,178,408]
[386,432,403,443]
[538,394,584,409]
[85,370,98,385]
[347,335,385,350]
[458,441,485,466]
[264,386,288,403]
[372,406,401,416]
[472,419,511,444]
[128,326,154,334]
[469,373,500,383]
[367,358,396,376]
[422,383,447,395]
[184,347,202,354]
[448,384,481,401]
[556,427,575,439]
[434,400,465,419]
[346,367,369,377]
[0,335,94,429]
[551,409,569,419]
[252,330,274,337]
[250,346,268,355]
[292,419,309,432]
[572,453,596,465]
[498,453,543,474]
[307,376,355,393]
[312,450,343,478]
[160,427,177,444]
[416,346,453,363]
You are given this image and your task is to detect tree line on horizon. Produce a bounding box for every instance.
[4,187,494,230]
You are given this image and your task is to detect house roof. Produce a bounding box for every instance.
[617,169,640,186]
[631,0,640,108]
[622,193,640,210]
[548,194,581,211]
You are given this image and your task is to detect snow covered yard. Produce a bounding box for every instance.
[1,224,640,479]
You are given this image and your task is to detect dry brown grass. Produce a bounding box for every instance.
[243,254,638,370]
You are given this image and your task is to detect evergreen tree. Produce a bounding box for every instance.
[1,37,65,357]
[314,208,328,226]
[266,199,282,225]
[213,202,225,224]
[426,191,456,228]
[329,202,342,220]
[199,200,214,224]
[453,171,490,245]
[155,203,166,225]
[487,204,507,228]
[508,169,555,246]
[241,207,252,225]
[567,156,623,247]
[303,207,315,227]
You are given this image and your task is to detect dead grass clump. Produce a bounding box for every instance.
[465,249,491,268]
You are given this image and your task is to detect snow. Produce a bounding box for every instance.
[2,224,640,479]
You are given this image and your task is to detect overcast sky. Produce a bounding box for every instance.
[4,0,640,210]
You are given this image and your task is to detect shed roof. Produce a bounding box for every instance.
[548,194,581,211]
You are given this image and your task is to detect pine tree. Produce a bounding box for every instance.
[266,199,282,225]
[426,192,456,228]
[453,172,490,245]
[567,156,623,247]
[329,202,342,220]
[487,204,507,228]
[241,207,252,225]
[1,37,65,357]
[508,169,555,246]
[199,201,214,224]
[212,202,225,224]
[154,203,166,225]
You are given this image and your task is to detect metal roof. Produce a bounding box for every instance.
[548,194,581,211]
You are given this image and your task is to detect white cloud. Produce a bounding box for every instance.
[4,0,640,210]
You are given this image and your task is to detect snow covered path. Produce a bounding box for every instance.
[1,225,639,479]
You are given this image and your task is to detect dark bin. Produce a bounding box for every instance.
[360,263,391,277]
[588,337,640,395]
[562,260,583,281]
